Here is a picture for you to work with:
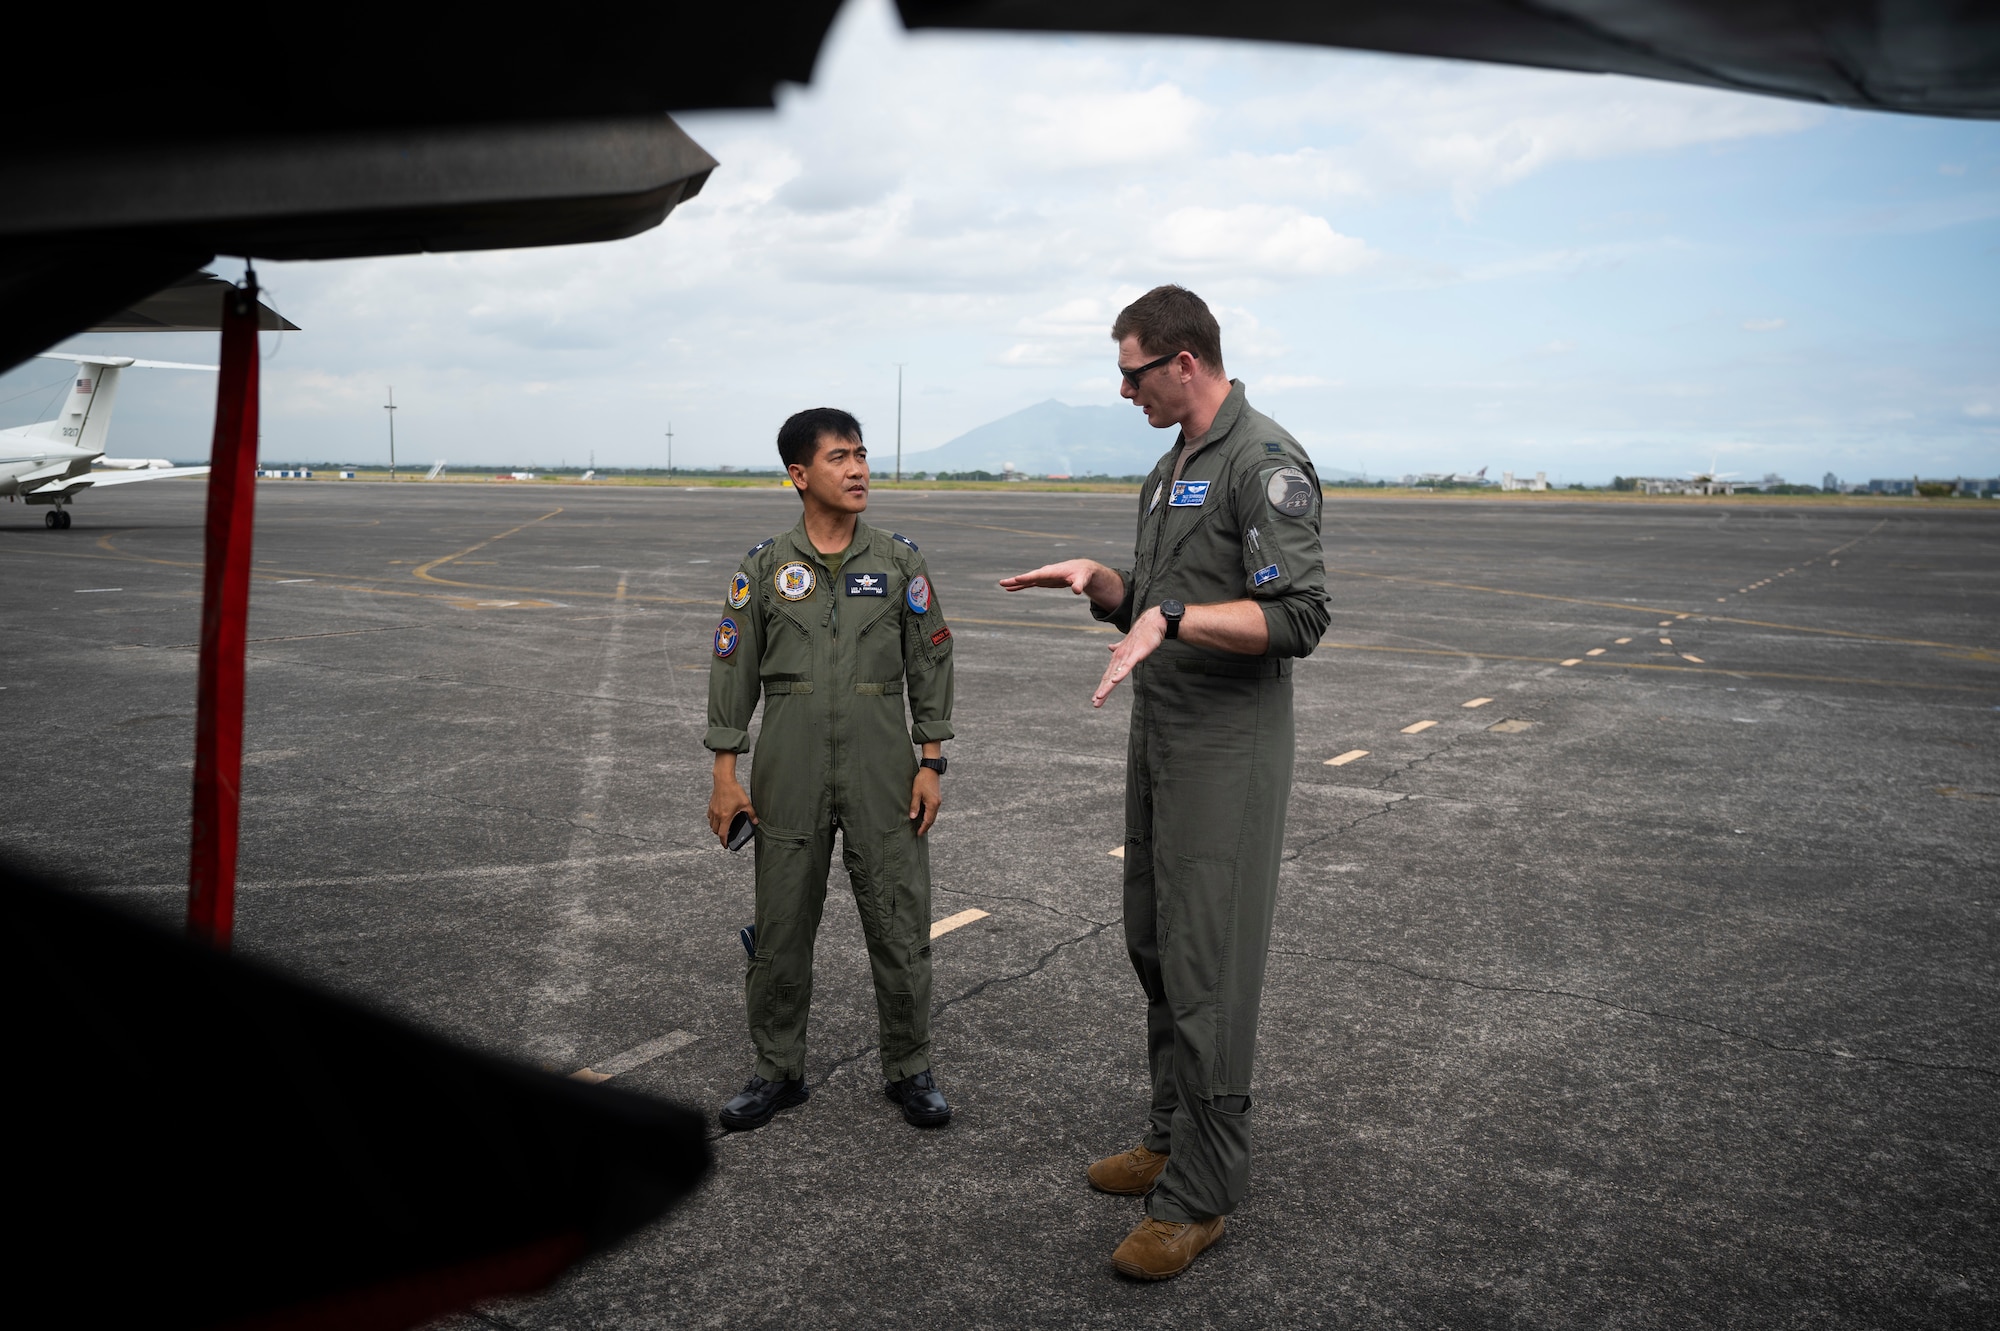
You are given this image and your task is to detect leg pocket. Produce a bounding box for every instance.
[1165,854,1239,1097]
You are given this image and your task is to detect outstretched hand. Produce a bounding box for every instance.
[1092,608,1167,708]
[998,559,1101,597]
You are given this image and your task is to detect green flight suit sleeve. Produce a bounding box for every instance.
[704,560,765,753]
[902,555,956,745]
[1235,448,1331,658]
[1089,566,1136,633]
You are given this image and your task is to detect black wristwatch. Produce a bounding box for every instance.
[920,756,948,776]
[1159,599,1185,640]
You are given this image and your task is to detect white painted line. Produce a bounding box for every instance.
[1681,653,1705,663]
[1461,698,1493,709]
[1400,720,1438,734]
[1659,621,1674,627]
[1326,749,1369,766]
[275,578,315,584]
[1108,846,1126,859]
[1560,658,1582,667]
[1585,648,1606,656]
[932,908,991,939]
[75,588,123,594]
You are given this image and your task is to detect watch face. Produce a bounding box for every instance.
[1162,600,1184,617]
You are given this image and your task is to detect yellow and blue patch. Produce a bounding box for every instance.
[1169,479,1210,507]
[713,617,740,657]
[728,571,752,608]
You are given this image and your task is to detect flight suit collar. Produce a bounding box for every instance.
[779,514,875,568]
[1172,379,1248,471]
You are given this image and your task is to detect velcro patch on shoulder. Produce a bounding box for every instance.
[892,533,919,551]
[1264,440,1284,454]
[930,626,952,646]
[747,537,775,558]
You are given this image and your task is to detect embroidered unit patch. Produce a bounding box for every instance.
[906,574,932,614]
[930,626,952,646]
[892,533,919,551]
[1169,479,1210,507]
[1253,563,1281,587]
[727,571,752,609]
[775,562,816,601]
[713,618,739,657]
[1266,466,1314,517]
[845,572,888,596]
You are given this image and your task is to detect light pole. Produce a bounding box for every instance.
[894,363,905,483]
[384,387,397,481]
[665,421,674,477]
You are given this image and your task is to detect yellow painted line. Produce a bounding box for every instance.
[1561,658,1583,667]
[568,1069,613,1084]
[1109,845,1126,858]
[1400,720,1438,734]
[931,908,991,939]
[412,509,564,584]
[1659,638,1673,645]
[1659,621,1674,627]
[1326,749,1369,766]
[1937,786,2000,802]
[1461,697,1493,708]
[900,516,1077,540]
[1615,637,1632,644]
[615,575,628,603]
[1585,648,1606,656]
[1681,653,1705,663]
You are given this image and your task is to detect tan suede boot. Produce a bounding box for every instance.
[1110,1215,1226,1280]
[1086,1144,1169,1195]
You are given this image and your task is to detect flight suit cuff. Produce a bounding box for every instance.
[910,720,955,744]
[704,726,751,754]
[1090,572,1135,634]
[1260,601,1303,658]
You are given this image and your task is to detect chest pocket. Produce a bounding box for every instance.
[759,592,815,679]
[854,572,905,679]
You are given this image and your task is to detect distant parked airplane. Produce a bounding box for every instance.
[1,353,214,527]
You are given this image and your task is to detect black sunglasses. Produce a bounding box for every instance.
[1119,351,1187,388]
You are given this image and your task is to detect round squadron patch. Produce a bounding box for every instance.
[1266,466,1315,517]
[713,618,739,658]
[774,562,816,601]
[727,571,752,609]
[906,574,932,614]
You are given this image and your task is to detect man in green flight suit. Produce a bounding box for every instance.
[706,407,957,1132]
[1002,286,1329,1280]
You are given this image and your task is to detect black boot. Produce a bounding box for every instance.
[884,1069,952,1128]
[718,1075,808,1131]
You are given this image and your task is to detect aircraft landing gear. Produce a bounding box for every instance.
[43,509,71,529]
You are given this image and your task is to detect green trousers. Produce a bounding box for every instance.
[745,813,933,1084]
[1123,659,1293,1222]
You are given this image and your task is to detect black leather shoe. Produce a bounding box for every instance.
[718,1075,808,1131]
[884,1069,952,1128]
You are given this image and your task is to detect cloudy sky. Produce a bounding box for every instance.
[14,0,1999,482]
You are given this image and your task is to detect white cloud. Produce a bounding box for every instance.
[1154,205,1374,277]
[1743,318,1787,332]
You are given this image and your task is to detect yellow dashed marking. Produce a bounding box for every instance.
[1487,718,1534,733]
[1659,637,1673,646]
[568,1069,613,1085]
[1585,648,1606,656]
[1615,638,1632,644]
[931,908,991,939]
[1561,658,1582,667]
[1681,653,1705,663]
[1659,621,1674,627]
[1326,749,1370,766]
[1400,720,1438,734]
[1461,698,1493,709]
[1109,846,1126,859]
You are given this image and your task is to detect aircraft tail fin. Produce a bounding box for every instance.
[30,362,126,453]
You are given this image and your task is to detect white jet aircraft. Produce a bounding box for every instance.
[1,353,214,528]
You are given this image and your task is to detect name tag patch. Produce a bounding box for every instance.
[930,626,952,646]
[1169,480,1210,507]
[845,572,888,596]
[1253,563,1281,587]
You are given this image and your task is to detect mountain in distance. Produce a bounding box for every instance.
[901,399,1353,479]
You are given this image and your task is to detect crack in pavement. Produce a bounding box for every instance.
[1270,945,2000,1080]
[934,881,1111,928]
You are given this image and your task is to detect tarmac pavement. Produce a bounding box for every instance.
[3,481,1996,1328]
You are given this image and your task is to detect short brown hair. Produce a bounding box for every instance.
[1111,285,1225,376]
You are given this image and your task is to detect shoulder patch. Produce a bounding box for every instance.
[1265,440,1284,455]
[746,537,774,558]
[727,571,752,609]
[1265,466,1315,517]
[906,574,932,614]
[892,533,919,551]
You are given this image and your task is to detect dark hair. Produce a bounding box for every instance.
[1110,285,1225,376]
[776,407,863,470]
